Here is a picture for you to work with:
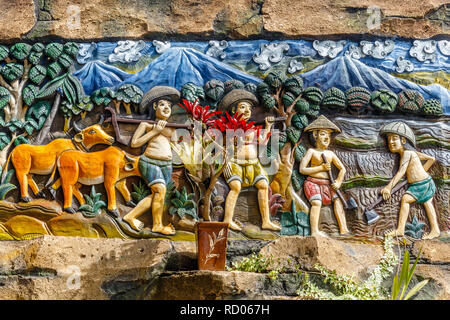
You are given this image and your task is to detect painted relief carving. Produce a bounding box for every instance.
[0,39,447,243]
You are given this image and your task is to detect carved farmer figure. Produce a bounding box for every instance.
[219,89,281,231]
[299,115,350,237]
[380,121,440,240]
[122,86,180,235]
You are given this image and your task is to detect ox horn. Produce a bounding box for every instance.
[125,154,136,162]
[72,120,83,133]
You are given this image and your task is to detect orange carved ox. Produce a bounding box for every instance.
[5,121,115,202]
[55,146,141,217]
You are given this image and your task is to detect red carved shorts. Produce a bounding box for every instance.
[304,176,337,206]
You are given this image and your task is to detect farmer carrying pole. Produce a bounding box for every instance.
[379,121,440,240]
[299,115,350,237]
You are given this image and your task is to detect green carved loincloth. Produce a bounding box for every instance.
[406,176,436,204]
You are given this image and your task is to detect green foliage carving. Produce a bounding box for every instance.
[280,200,310,236]
[422,99,443,116]
[28,43,45,65]
[0,132,11,150]
[91,87,115,106]
[0,165,16,200]
[264,71,285,91]
[45,43,64,61]
[321,87,346,111]
[224,79,244,94]
[58,53,74,69]
[131,180,151,204]
[22,84,39,106]
[294,144,307,163]
[292,113,308,130]
[24,100,52,135]
[169,187,197,220]
[295,98,310,114]
[47,61,62,79]
[116,84,144,104]
[291,168,305,191]
[346,87,372,115]
[1,63,24,83]
[181,82,205,102]
[29,65,47,85]
[204,79,225,105]
[0,45,9,61]
[63,42,79,59]
[404,215,426,239]
[286,126,301,144]
[9,43,32,61]
[13,136,29,146]
[398,90,425,114]
[0,86,10,109]
[5,119,24,133]
[370,89,398,113]
[79,186,106,217]
[303,87,324,105]
[283,75,303,96]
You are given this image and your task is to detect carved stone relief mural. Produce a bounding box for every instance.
[0,38,447,244]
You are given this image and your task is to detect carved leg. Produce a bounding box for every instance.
[385,193,416,237]
[62,184,75,213]
[255,179,281,231]
[333,197,350,235]
[422,198,440,240]
[150,183,175,235]
[27,174,40,195]
[72,183,85,205]
[16,171,31,202]
[116,179,134,206]
[122,194,153,231]
[223,180,242,231]
[309,200,326,237]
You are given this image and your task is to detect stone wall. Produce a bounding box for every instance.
[0,0,448,41]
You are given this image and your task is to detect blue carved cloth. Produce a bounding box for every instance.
[406,176,436,204]
[138,155,172,187]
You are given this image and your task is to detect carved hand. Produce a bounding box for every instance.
[331,181,341,191]
[155,120,167,132]
[265,116,275,127]
[322,163,331,171]
[381,187,391,200]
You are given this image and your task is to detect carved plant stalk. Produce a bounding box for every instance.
[35,92,61,145]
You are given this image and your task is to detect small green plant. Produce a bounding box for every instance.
[228,253,284,280]
[405,215,426,239]
[280,200,310,236]
[169,186,197,220]
[391,242,429,300]
[79,186,106,217]
[0,165,16,200]
[131,180,150,203]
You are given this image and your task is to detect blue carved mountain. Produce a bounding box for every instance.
[122,47,261,91]
[73,60,133,95]
[301,55,450,113]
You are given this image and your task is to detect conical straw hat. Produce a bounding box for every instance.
[379,121,416,146]
[218,89,259,112]
[139,86,180,114]
[304,115,341,133]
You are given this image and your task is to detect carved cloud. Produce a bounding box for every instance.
[312,40,346,59]
[108,40,146,64]
[253,42,290,70]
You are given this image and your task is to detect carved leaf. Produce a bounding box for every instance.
[1,63,24,83]
[10,43,32,61]
[0,86,10,110]
[22,84,39,106]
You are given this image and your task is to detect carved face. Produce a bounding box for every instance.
[154,99,172,120]
[233,101,253,121]
[387,134,405,153]
[313,129,332,149]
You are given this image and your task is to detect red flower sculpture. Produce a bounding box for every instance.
[178,99,221,126]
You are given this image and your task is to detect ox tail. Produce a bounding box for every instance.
[44,157,59,189]
[1,152,12,183]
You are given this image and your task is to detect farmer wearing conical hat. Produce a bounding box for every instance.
[380,121,440,240]
[123,86,180,235]
[299,115,350,236]
[220,89,281,231]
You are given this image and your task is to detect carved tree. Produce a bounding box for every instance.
[0,42,81,164]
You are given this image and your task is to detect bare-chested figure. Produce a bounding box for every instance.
[380,121,440,240]
[299,115,350,237]
[220,89,281,231]
[123,86,180,235]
